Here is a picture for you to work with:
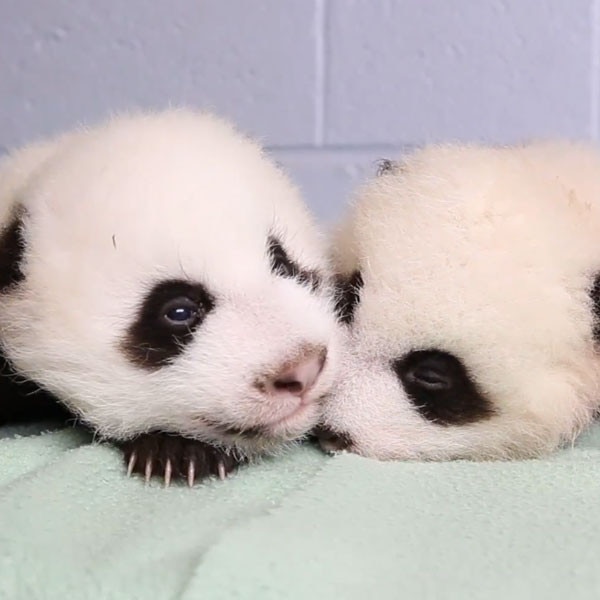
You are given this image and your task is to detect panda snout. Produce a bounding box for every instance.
[256,346,327,400]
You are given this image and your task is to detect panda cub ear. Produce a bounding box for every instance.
[375,159,396,176]
[0,206,26,292]
[334,270,364,325]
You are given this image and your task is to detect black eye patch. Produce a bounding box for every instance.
[589,272,600,342]
[0,206,26,292]
[267,236,321,292]
[334,270,363,325]
[268,236,297,278]
[122,279,215,370]
[392,349,494,426]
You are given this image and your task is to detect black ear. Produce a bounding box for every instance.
[0,206,26,292]
[375,159,396,176]
[334,270,364,325]
[590,272,600,342]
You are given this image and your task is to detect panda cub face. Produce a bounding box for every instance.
[0,110,340,460]
[318,142,600,461]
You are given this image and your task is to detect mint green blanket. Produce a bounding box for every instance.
[1,422,600,599]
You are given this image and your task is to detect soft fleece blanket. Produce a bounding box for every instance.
[1,421,600,600]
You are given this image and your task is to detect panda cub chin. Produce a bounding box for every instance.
[0,109,340,485]
[317,141,600,462]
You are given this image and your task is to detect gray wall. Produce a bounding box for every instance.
[1,0,596,222]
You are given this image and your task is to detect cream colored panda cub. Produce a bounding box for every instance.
[0,110,340,484]
[318,141,600,461]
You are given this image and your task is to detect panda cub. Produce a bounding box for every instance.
[0,109,340,485]
[317,141,600,461]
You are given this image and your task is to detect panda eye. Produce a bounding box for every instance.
[392,349,494,426]
[124,279,215,370]
[161,297,199,327]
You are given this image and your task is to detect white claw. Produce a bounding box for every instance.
[126,451,137,477]
[164,459,172,488]
[217,462,226,481]
[187,460,196,488]
[144,458,153,484]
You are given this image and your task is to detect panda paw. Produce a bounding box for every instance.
[119,433,245,487]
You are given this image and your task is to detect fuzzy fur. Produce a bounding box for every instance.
[320,141,600,461]
[0,109,340,459]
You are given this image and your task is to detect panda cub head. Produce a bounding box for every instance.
[0,110,340,478]
[318,141,600,461]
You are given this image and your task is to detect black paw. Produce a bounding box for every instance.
[311,426,353,454]
[118,432,245,486]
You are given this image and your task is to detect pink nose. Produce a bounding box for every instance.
[264,348,327,398]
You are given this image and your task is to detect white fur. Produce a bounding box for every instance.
[322,141,600,461]
[0,109,340,456]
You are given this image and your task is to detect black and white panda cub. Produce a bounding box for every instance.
[319,141,600,462]
[0,109,340,485]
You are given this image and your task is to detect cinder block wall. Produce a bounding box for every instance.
[1,0,597,222]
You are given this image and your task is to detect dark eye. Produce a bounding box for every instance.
[392,349,494,426]
[401,360,452,391]
[122,279,215,370]
[162,297,199,327]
